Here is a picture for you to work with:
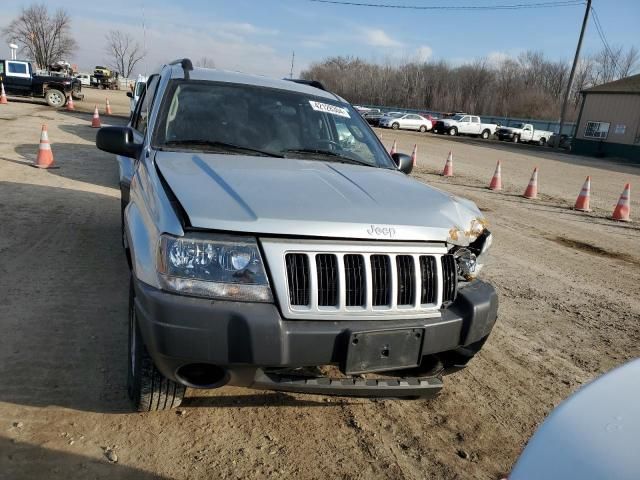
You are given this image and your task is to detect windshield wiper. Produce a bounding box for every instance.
[162,140,283,158]
[283,148,373,167]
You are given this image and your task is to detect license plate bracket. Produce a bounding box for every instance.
[344,328,424,375]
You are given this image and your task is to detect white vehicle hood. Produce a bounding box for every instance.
[155,152,486,243]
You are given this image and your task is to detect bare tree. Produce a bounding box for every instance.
[2,3,76,68]
[105,30,145,77]
[195,57,216,68]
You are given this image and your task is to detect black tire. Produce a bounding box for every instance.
[481,129,490,139]
[539,137,546,146]
[448,127,457,136]
[391,122,400,130]
[45,89,65,108]
[128,279,185,411]
[513,135,520,143]
[419,125,427,133]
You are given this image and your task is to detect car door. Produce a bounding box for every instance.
[407,114,422,130]
[3,61,32,95]
[471,116,482,134]
[522,125,533,141]
[119,74,159,204]
[396,115,410,129]
[458,116,472,134]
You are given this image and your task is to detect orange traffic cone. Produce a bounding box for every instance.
[33,124,56,169]
[105,98,112,115]
[91,105,101,128]
[0,82,8,104]
[574,176,592,212]
[66,95,75,111]
[389,140,397,156]
[612,183,631,222]
[410,144,417,167]
[442,151,453,177]
[523,167,538,199]
[489,161,502,191]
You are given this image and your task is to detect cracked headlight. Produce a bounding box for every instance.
[453,231,492,280]
[157,234,272,302]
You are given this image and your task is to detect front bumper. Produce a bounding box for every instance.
[134,279,498,396]
[498,131,514,140]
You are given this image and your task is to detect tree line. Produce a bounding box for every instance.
[2,3,144,77]
[301,47,639,121]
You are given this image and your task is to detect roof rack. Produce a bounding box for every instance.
[283,78,326,91]
[169,58,193,79]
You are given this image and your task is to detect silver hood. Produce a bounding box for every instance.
[155,152,486,243]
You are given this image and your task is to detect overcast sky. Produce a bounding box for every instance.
[2,0,639,78]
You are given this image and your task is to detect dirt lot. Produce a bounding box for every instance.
[1,96,639,480]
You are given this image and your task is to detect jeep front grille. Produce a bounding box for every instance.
[264,239,450,320]
[441,254,458,304]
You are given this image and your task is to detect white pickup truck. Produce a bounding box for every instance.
[496,123,554,146]
[432,114,498,139]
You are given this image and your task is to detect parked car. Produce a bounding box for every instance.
[126,75,147,114]
[362,111,385,126]
[432,114,497,139]
[379,113,433,132]
[96,58,498,411]
[75,73,91,86]
[497,123,554,145]
[548,133,573,151]
[509,359,640,480]
[0,59,83,107]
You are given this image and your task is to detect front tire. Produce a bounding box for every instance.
[512,135,520,143]
[128,279,185,411]
[419,125,427,133]
[539,137,546,146]
[448,127,458,136]
[45,89,65,108]
[391,123,400,130]
[481,129,490,139]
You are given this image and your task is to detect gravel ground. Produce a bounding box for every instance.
[0,98,639,480]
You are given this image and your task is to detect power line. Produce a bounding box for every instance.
[308,0,585,10]
[590,5,624,77]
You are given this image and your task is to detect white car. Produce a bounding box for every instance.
[74,73,91,86]
[379,113,433,132]
[497,123,554,146]
[432,114,497,139]
[127,75,148,114]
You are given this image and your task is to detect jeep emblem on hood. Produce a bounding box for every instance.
[367,225,396,238]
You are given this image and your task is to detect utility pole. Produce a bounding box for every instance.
[290,51,295,79]
[556,0,591,148]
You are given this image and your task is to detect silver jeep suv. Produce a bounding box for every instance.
[96,59,497,411]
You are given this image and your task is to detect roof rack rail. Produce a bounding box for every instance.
[169,58,193,79]
[283,78,326,91]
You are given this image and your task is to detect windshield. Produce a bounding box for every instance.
[385,112,404,118]
[512,123,525,128]
[450,115,464,121]
[154,81,394,168]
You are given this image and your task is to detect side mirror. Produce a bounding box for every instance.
[392,153,413,175]
[126,91,133,98]
[96,126,142,159]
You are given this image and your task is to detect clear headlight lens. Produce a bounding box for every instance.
[158,234,272,302]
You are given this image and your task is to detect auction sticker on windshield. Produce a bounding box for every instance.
[309,100,350,118]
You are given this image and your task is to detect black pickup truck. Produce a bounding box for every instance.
[0,59,83,107]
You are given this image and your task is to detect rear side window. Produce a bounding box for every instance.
[8,62,28,75]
